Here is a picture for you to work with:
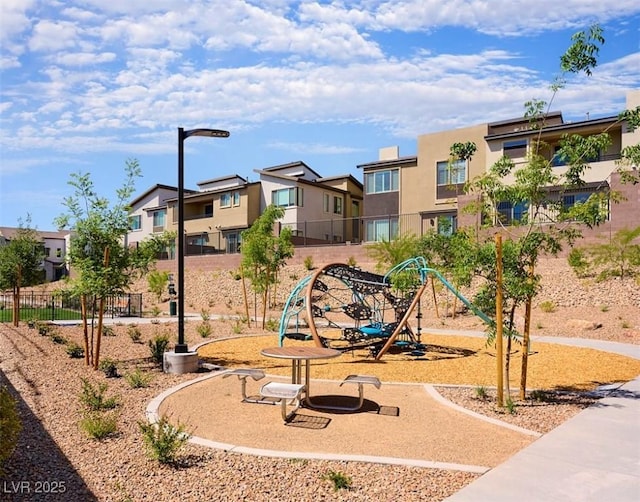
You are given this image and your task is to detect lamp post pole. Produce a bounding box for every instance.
[176,127,230,354]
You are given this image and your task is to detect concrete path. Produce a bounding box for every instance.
[446,339,640,502]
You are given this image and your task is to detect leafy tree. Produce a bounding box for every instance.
[55,159,164,369]
[147,270,170,303]
[0,218,45,326]
[240,205,294,328]
[365,233,420,273]
[436,24,639,404]
[573,226,640,281]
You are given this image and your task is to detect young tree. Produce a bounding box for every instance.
[240,205,293,328]
[55,159,163,369]
[0,219,45,326]
[436,24,639,403]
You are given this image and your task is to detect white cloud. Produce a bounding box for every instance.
[29,20,80,52]
[51,52,117,66]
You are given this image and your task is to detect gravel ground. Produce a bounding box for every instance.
[1,257,638,501]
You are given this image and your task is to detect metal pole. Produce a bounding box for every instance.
[176,128,187,353]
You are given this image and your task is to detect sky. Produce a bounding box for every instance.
[1,1,639,231]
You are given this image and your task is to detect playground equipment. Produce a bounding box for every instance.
[278,257,492,360]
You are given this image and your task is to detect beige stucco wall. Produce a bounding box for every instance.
[406,123,487,215]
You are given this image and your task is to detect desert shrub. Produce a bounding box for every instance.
[264,318,279,332]
[102,325,116,337]
[98,358,119,378]
[79,378,119,411]
[150,306,162,317]
[148,333,170,365]
[124,368,153,389]
[138,415,191,464]
[567,247,591,277]
[321,470,352,491]
[474,386,488,400]
[303,256,314,270]
[0,386,22,472]
[539,300,556,313]
[127,325,142,343]
[197,321,212,338]
[200,309,210,321]
[346,256,357,267]
[66,342,85,359]
[50,332,68,345]
[80,411,118,440]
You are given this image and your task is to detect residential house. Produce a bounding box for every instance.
[359,89,639,239]
[254,161,364,245]
[127,184,184,248]
[165,175,261,254]
[0,227,69,281]
[357,146,418,241]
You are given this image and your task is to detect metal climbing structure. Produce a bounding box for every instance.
[278,257,492,360]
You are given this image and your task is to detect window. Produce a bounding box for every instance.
[436,159,466,186]
[333,196,342,215]
[272,187,303,207]
[44,247,51,257]
[56,248,62,258]
[503,139,527,159]
[366,218,398,242]
[562,192,591,209]
[323,193,330,213]
[437,215,457,236]
[497,201,528,225]
[365,169,399,194]
[152,210,166,232]
[130,215,142,231]
[220,193,231,208]
[204,204,213,217]
[232,191,240,206]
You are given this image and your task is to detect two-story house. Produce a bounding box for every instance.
[254,161,363,245]
[165,175,261,254]
[127,184,185,249]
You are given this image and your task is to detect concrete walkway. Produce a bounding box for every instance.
[446,339,640,502]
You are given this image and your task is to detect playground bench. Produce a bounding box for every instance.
[339,374,382,410]
[222,368,265,403]
[259,382,305,422]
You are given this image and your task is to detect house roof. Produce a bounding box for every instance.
[259,160,322,179]
[356,155,418,170]
[485,114,619,141]
[197,174,248,187]
[0,227,69,241]
[128,183,185,207]
[316,174,364,190]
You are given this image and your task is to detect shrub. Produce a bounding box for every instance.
[303,256,314,270]
[0,386,22,472]
[148,333,170,365]
[79,378,119,411]
[50,332,68,345]
[538,300,556,313]
[504,397,517,415]
[346,256,357,267]
[474,386,488,400]
[66,342,85,359]
[138,415,191,464]
[98,358,119,378]
[567,247,591,277]
[321,470,352,491]
[147,270,170,303]
[197,321,212,338]
[200,309,210,321]
[150,306,162,317]
[124,368,153,389]
[80,411,118,440]
[265,318,279,332]
[102,325,116,337]
[127,325,142,343]
[37,322,51,336]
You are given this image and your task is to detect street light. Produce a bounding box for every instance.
[176,127,230,354]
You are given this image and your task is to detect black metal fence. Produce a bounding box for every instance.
[0,292,143,322]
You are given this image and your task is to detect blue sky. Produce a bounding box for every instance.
[1,0,639,230]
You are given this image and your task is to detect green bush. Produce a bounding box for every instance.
[567,247,591,277]
[321,470,352,491]
[102,325,116,337]
[127,325,142,343]
[147,270,170,303]
[0,386,22,472]
[539,300,556,313]
[98,358,119,378]
[138,415,191,464]
[265,318,279,332]
[148,333,170,365]
[303,256,314,270]
[79,378,119,411]
[66,342,85,359]
[50,332,68,345]
[79,411,118,440]
[197,321,212,338]
[124,368,153,389]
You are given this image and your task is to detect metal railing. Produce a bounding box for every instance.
[0,292,143,322]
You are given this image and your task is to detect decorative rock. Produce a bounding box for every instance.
[566,319,603,330]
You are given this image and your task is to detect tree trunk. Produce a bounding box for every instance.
[431,276,439,319]
[12,266,21,327]
[520,264,534,400]
[495,234,504,407]
[93,246,110,370]
[240,267,251,327]
[81,295,90,366]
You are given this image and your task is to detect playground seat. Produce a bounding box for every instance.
[259,382,305,422]
[223,368,266,403]
[336,374,382,410]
